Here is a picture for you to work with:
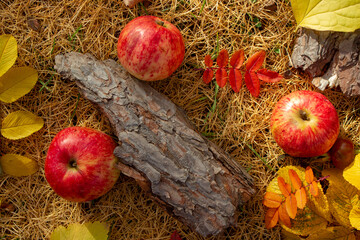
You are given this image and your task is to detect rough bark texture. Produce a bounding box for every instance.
[291,28,360,96]
[54,52,256,237]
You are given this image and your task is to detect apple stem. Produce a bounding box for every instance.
[299,109,310,121]
[156,20,165,27]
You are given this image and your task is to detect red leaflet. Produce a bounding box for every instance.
[170,231,182,240]
[217,49,229,67]
[216,68,228,87]
[245,71,260,97]
[230,50,244,69]
[265,208,279,229]
[204,55,213,68]
[203,68,214,84]
[256,69,283,83]
[246,50,266,72]
[229,69,242,92]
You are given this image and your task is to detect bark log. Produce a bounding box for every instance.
[291,28,360,96]
[54,52,256,237]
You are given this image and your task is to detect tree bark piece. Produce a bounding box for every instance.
[291,28,360,96]
[123,0,144,7]
[54,52,256,237]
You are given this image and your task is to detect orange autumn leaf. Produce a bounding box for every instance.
[204,55,213,68]
[216,49,229,68]
[289,169,302,190]
[295,187,307,209]
[230,50,244,69]
[256,69,282,83]
[215,68,227,88]
[279,202,291,228]
[305,166,315,184]
[285,193,297,219]
[309,181,319,197]
[265,208,279,229]
[263,192,283,208]
[278,176,291,197]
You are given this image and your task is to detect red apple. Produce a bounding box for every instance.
[270,90,339,158]
[117,15,185,81]
[328,137,355,170]
[45,127,120,202]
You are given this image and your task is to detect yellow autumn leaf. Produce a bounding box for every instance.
[290,0,360,32]
[349,200,360,230]
[0,34,17,77]
[281,206,328,236]
[1,111,44,140]
[306,226,357,240]
[50,221,109,240]
[323,168,360,228]
[343,154,360,191]
[0,66,38,103]
[0,154,38,177]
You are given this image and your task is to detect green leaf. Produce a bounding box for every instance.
[323,168,360,228]
[1,111,44,140]
[0,34,17,77]
[0,66,38,103]
[0,154,38,177]
[50,221,109,240]
[290,0,360,32]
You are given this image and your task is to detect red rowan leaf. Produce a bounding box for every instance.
[246,50,266,72]
[285,193,297,219]
[289,169,302,190]
[256,69,283,83]
[277,177,290,197]
[229,69,242,92]
[279,202,291,228]
[204,55,213,68]
[217,49,229,68]
[263,192,283,208]
[295,187,307,209]
[309,181,319,197]
[203,68,214,84]
[265,208,279,229]
[230,50,244,69]
[170,230,182,240]
[216,68,228,88]
[305,166,314,184]
[244,71,260,97]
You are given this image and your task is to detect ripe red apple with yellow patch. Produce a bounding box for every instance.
[117,15,185,81]
[45,127,120,202]
[271,90,339,158]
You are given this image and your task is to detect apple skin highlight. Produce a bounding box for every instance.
[45,127,120,202]
[117,15,185,81]
[271,90,339,158]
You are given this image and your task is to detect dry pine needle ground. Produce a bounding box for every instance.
[1,0,360,239]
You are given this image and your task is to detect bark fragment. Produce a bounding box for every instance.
[54,52,256,237]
